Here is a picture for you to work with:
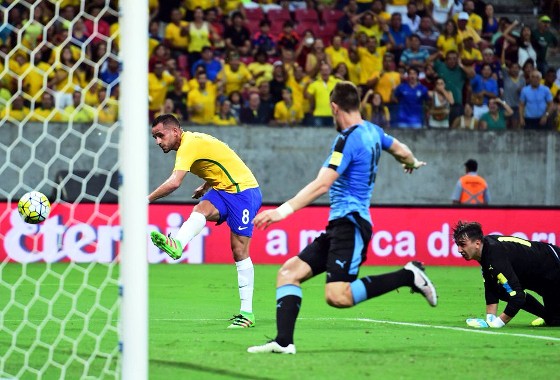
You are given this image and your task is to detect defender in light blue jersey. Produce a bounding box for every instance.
[248,81,438,355]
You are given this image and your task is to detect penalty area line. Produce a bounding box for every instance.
[342,317,560,342]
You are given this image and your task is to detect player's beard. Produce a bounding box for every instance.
[334,116,342,132]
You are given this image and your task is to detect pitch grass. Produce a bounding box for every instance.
[151,264,560,380]
[1,264,559,379]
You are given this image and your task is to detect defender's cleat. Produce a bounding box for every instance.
[150,231,183,260]
[228,312,255,329]
[247,340,296,354]
[531,317,546,327]
[404,261,438,307]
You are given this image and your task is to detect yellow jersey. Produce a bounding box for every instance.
[1,106,31,122]
[436,35,461,56]
[273,100,303,125]
[148,71,175,111]
[21,61,51,98]
[358,46,386,85]
[369,71,401,103]
[164,21,189,49]
[186,84,217,124]
[306,76,339,116]
[325,46,349,70]
[461,48,482,62]
[286,75,311,114]
[212,114,237,126]
[175,131,259,193]
[217,64,252,95]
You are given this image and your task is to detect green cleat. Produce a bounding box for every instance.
[227,311,255,329]
[150,231,183,260]
[531,317,546,327]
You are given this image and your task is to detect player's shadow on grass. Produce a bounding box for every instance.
[304,348,405,354]
[151,359,274,380]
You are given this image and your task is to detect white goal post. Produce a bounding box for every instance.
[119,0,149,379]
[0,0,149,378]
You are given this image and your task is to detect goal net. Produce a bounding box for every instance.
[0,1,147,378]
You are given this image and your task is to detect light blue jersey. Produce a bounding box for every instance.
[322,121,394,224]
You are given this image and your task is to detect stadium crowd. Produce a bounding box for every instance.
[0,0,559,130]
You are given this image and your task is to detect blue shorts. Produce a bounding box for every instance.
[201,187,262,237]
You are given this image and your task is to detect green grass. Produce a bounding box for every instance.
[1,264,559,379]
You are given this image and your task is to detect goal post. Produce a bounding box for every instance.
[119,0,149,379]
[0,0,149,378]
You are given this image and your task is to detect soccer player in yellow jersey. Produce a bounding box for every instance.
[149,114,262,329]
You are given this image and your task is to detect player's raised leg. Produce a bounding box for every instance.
[151,200,218,260]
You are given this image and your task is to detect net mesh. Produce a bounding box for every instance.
[0,1,121,378]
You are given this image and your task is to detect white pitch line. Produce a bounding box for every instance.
[153,317,560,342]
[343,317,560,342]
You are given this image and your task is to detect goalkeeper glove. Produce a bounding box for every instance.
[486,314,505,328]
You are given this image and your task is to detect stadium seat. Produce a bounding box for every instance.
[266,8,292,24]
[294,22,319,39]
[294,8,319,23]
[243,6,264,22]
[246,20,262,35]
[316,24,339,44]
[321,8,344,24]
[269,21,285,37]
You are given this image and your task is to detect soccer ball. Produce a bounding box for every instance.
[17,191,51,224]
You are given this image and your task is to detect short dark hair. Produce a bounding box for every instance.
[152,113,181,128]
[464,159,478,172]
[330,81,360,112]
[452,221,484,244]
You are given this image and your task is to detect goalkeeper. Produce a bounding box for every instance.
[149,114,261,329]
[453,221,560,328]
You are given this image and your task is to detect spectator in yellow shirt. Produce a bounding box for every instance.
[212,99,238,126]
[96,87,119,125]
[437,20,462,57]
[353,11,384,42]
[164,8,189,56]
[248,50,273,84]
[64,90,95,123]
[358,36,388,86]
[217,52,253,96]
[306,62,339,127]
[272,87,303,126]
[0,95,30,123]
[366,52,401,122]
[461,0,483,35]
[187,71,217,124]
[31,92,68,123]
[21,55,51,100]
[460,36,482,67]
[148,61,175,117]
[286,65,312,124]
[457,12,481,46]
[325,35,350,70]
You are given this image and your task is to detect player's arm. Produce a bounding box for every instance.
[192,181,212,199]
[485,254,526,326]
[148,170,188,203]
[253,167,338,229]
[386,137,426,174]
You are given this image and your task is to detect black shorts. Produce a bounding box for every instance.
[298,213,372,283]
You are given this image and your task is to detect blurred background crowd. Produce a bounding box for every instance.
[0,0,559,130]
